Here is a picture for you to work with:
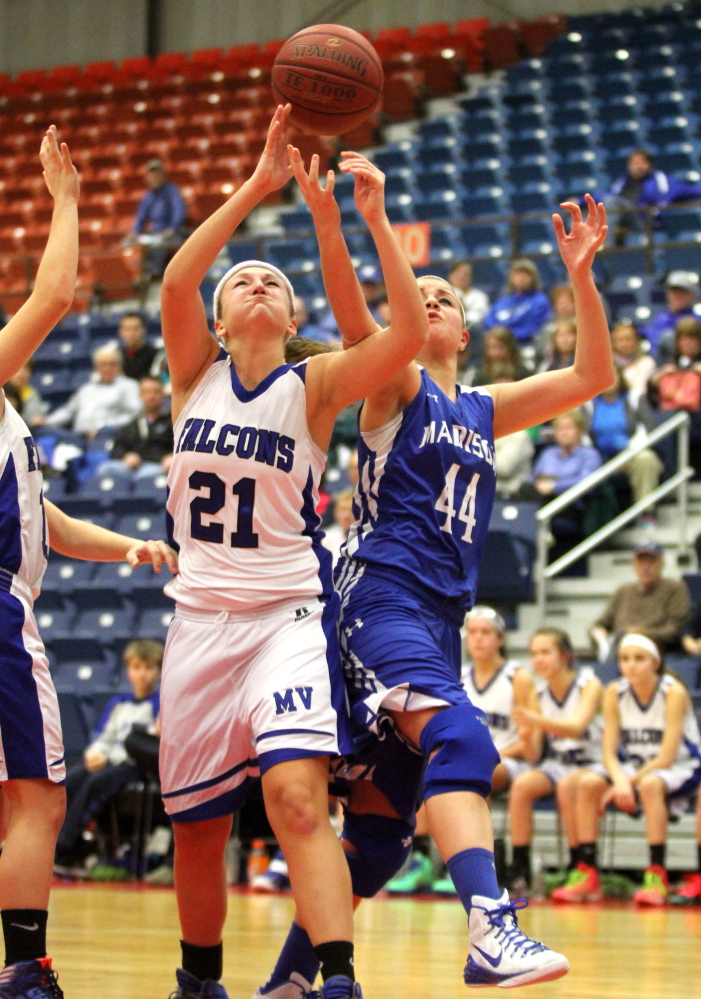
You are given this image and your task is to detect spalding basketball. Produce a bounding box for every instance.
[272,24,384,136]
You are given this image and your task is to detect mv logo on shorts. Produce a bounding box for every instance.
[273,687,314,715]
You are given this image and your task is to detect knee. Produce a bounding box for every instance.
[509,775,533,806]
[578,772,606,798]
[267,780,322,839]
[420,702,500,801]
[45,784,67,833]
[556,779,575,807]
[638,774,664,802]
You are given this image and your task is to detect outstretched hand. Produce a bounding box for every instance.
[338,151,386,227]
[288,145,341,234]
[40,125,80,203]
[250,104,294,195]
[552,194,607,278]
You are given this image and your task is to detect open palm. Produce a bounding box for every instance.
[553,194,607,277]
[40,125,79,202]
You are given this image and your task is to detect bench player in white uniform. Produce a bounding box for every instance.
[0,129,177,999]
[461,607,538,793]
[507,628,603,895]
[158,104,429,999]
[553,633,701,905]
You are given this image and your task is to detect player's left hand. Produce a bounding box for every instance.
[126,539,179,574]
[552,194,607,278]
[288,146,341,234]
[250,104,294,194]
[40,124,80,203]
[338,151,386,227]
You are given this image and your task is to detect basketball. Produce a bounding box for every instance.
[271,24,383,135]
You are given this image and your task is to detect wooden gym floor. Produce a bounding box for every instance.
[45,885,701,998]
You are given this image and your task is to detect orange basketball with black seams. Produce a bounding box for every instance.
[272,24,384,136]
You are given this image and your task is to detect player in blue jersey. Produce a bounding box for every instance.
[257,150,613,992]
[0,129,177,999]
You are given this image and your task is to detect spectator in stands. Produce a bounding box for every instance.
[293,295,338,344]
[130,159,187,279]
[611,320,656,395]
[98,376,173,478]
[586,365,662,510]
[641,270,699,360]
[483,258,552,346]
[590,542,691,658]
[600,149,701,245]
[54,640,163,874]
[7,359,47,426]
[45,342,142,439]
[470,326,530,386]
[322,488,354,566]
[538,319,577,373]
[647,316,701,475]
[448,259,490,329]
[530,410,601,498]
[495,424,534,499]
[317,264,384,339]
[537,284,576,356]
[118,312,158,381]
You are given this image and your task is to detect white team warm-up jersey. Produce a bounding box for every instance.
[461,659,523,751]
[165,351,331,613]
[538,667,602,766]
[617,673,701,768]
[0,395,47,596]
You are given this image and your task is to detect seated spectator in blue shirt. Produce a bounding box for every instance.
[317,264,383,338]
[644,271,699,362]
[531,410,601,498]
[600,149,701,245]
[131,159,187,278]
[294,295,339,345]
[483,258,552,346]
[54,640,163,873]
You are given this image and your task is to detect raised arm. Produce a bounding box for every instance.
[0,127,79,390]
[161,105,295,402]
[288,147,379,349]
[487,195,614,438]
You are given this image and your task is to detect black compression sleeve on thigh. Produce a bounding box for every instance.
[314,941,355,983]
[180,941,223,983]
[1,910,48,966]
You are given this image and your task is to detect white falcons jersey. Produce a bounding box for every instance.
[461,660,522,751]
[0,394,47,596]
[538,667,602,767]
[617,673,701,768]
[165,352,331,614]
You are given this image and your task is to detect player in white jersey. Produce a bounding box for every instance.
[0,129,177,999]
[158,103,429,999]
[507,628,603,896]
[462,607,538,792]
[552,633,701,905]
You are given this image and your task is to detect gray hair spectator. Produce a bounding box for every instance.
[98,376,173,479]
[45,343,141,439]
[590,541,690,659]
[118,312,159,381]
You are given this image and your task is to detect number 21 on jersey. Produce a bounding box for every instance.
[435,464,480,543]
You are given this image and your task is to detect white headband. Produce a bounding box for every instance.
[618,633,661,662]
[212,260,296,321]
[465,605,506,635]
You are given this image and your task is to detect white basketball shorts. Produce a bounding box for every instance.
[588,759,701,817]
[0,572,65,784]
[159,596,352,822]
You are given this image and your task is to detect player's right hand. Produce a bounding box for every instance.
[40,125,80,202]
[287,146,341,233]
[250,104,294,194]
[338,151,386,227]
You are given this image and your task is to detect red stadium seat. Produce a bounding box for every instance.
[154,52,188,73]
[119,56,152,78]
[483,24,521,70]
[90,249,140,301]
[191,48,223,69]
[15,69,47,88]
[85,61,117,82]
[518,15,567,56]
[381,70,424,120]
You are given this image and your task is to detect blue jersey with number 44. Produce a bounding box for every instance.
[344,368,497,610]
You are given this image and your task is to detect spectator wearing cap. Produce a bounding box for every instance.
[598,149,701,245]
[483,259,553,347]
[118,312,159,381]
[130,159,187,278]
[641,271,699,361]
[590,542,690,659]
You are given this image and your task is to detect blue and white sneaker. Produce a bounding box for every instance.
[463,891,569,988]
[251,851,290,893]
[0,959,64,998]
[169,968,230,998]
[319,977,362,999]
[251,973,314,999]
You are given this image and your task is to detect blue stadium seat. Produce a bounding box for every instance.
[226,238,259,264]
[266,238,319,272]
[80,475,133,503]
[115,512,168,543]
[548,80,590,104]
[34,608,74,641]
[459,223,510,257]
[518,220,555,255]
[510,189,553,213]
[56,691,91,760]
[55,659,121,695]
[373,144,416,171]
[459,139,502,166]
[471,258,507,292]
[461,194,506,219]
[418,117,457,141]
[600,248,650,278]
[278,207,313,234]
[415,195,460,223]
[41,558,95,593]
[416,141,459,169]
[137,607,175,641]
[92,561,142,594]
[41,477,67,503]
[55,495,104,517]
[659,209,701,242]
[663,244,701,272]
[72,606,136,642]
[460,166,501,193]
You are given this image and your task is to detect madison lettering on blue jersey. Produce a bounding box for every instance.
[345,368,496,609]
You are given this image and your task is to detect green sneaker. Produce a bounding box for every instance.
[386,852,434,894]
[432,874,457,895]
[88,862,130,882]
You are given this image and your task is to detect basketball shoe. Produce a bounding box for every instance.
[550,863,602,903]
[463,891,570,988]
[670,872,701,905]
[251,972,314,999]
[170,968,230,998]
[385,852,433,893]
[319,976,362,999]
[251,850,290,893]
[0,958,64,998]
[633,865,669,906]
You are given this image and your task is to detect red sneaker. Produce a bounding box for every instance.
[633,865,669,906]
[551,863,602,903]
[670,872,701,905]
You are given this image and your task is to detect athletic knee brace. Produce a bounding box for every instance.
[342,811,414,898]
[420,702,500,801]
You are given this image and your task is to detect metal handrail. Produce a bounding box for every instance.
[535,411,691,620]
